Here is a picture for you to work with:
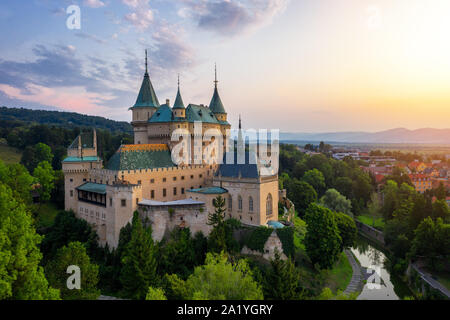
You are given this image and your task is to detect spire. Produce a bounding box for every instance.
[239,114,241,129]
[209,64,226,114]
[132,49,160,109]
[173,74,185,109]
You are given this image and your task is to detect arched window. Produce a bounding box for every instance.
[238,196,243,211]
[266,193,273,216]
[249,196,254,212]
[228,195,232,211]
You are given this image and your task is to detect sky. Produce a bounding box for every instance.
[0,0,450,132]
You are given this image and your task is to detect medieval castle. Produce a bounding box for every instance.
[62,53,279,248]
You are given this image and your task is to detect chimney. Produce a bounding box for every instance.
[166,99,170,105]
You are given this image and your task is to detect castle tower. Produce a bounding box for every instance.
[209,64,227,123]
[130,50,160,144]
[172,74,185,118]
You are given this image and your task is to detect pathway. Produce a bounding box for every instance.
[343,249,363,295]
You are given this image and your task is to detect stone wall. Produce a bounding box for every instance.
[355,220,385,245]
[241,231,287,261]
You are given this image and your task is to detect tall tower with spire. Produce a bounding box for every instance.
[209,64,227,123]
[172,74,186,118]
[129,50,160,144]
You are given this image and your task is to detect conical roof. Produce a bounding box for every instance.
[133,72,160,108]
[173,87,185,109]
[209,87,226,114]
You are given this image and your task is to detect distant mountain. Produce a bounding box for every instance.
[280,128,450,144]
[0,106,132,133]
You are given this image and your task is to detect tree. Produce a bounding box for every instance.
[410,217,450,269]
[33,161,55,203]
[21,142,53,173]
[0,160,34,205]
[435,182,447,201]
[432,200,449,221]
[0,183,59,299]
[367,192,382,227]
[302,169,326,195]
[45,242,100,300]
[304,204,342,269]
[286,179,317,216]
[382,180,399,220]
[166,252,263,300]
[264,251,304,300]
[320,188,352,216]
[120,211,159,299]
[334,176,353,199]
[334,212,357,251]
[40,210,99,262]
[207,195,227,253]
[146,287,167,300]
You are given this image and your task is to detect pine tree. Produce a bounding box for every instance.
[120,211,158,299]
[207,195,228,253]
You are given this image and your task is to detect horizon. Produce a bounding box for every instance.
[1,1,450,132]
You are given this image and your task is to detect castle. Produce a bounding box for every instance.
[62,52,279,248]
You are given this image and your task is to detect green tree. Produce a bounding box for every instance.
[45,242,100,300]
[146,287,167,300]
[304,204,342,269]
[33,161,55,203]
[435,182,447,201]
[432,200,449,221]
[21,142,53,173]
[286,179,317,216]
[207,195,227,253]
[264,251,303,300]
[334,212,357,251]
[0,160,34,205]
[0,183,59,299]
[120,211,158,299]
[166,252,263,300]
[302,169,326,195]
[320,188,352,216]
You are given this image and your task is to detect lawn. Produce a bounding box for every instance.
[324,252,353,293]
[357,214,385,230]
[0,144,22,164]
[34,202,61,229]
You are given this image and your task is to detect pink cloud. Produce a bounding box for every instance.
[0,83,115,115]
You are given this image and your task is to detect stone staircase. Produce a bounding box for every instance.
[343,249,363,295]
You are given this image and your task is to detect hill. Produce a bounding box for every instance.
[0,106,132,133]
[281,128,450,144]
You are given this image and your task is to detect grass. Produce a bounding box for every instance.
[357,214,385,230]
[324,252,353,293]
[0,144,22,164]
[34,202,61,229]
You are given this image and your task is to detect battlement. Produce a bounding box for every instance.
[120,144,168,152]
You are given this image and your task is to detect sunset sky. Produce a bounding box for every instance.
[1,0,450,132]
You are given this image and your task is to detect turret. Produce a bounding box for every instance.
[209,64,227,122]
[129,50,160,122]
[172,74,185,118]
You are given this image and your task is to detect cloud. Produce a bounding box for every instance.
[180,0,288,36]
[83,0,106,8]
[75,32,108,44]
[122,0,154,30]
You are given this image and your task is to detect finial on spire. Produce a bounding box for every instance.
[145,49,148,74]
[239,114,242,129]
[177,74,180,89]
[214,63,218,88]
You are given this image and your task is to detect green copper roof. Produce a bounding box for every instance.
[148,104,175,123]
[173,88,185,109]
[132,72,160,109]
[209,87,226,114]
[187,187,228,194]
[106,148,174,170]
[185,104,219,124]
[76,182,106,194]
[68,131,94,149]
[62,156,101,163]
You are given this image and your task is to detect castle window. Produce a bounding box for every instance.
[181,188,185,194]
[199,174,203,178]
[181,176,185,180]
[228,195,232,211]
[150,179,154,183]
[238,196,243,211]
[83,178,87,182]
[163,178,167,182]
[190,175,194,179]
[70,190,73,197]
[173,177,177,181]
[173,187,177,196]
[266,193,273,216]
[70,178,73,182]
[151,190,155,199]
[163,189,167,197]
[249,197,254,212]
[110,198,112,207]
[121,199,126,207]
[136,198,139,205]
[137,180,141,185]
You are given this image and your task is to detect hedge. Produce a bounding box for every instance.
[245,226,274,253]
[276,227,294,257]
